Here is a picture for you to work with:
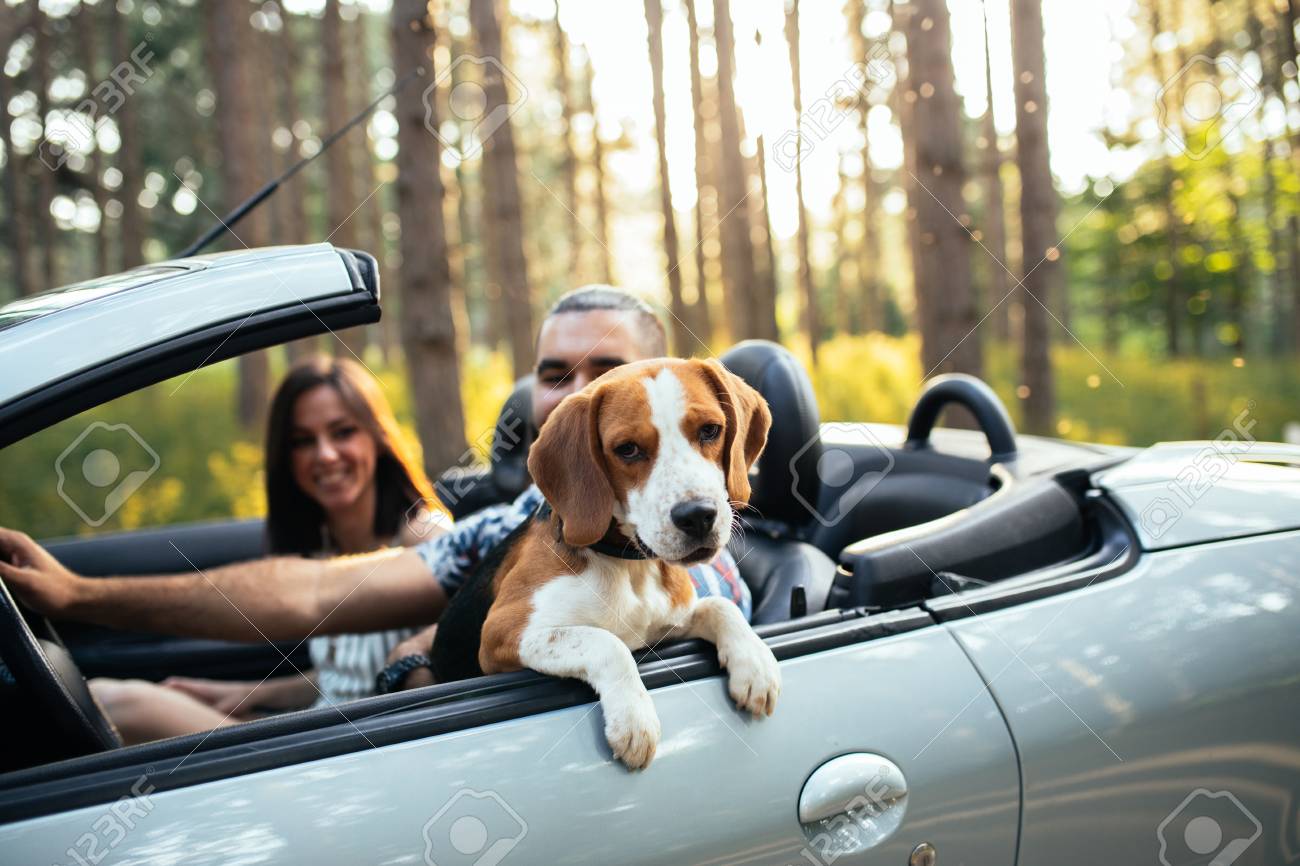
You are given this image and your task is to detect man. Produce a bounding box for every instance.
[0,287,749,705]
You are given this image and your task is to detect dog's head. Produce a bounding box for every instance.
[528,358,771,565]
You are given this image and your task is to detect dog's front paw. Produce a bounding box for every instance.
[721,638,781,717]
[601,686,661,770]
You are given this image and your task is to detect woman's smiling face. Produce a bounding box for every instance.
[288,384,379,515]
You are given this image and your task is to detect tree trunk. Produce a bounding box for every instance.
[31,3,56,288]
[979,0,1011,343]
[752,130,780,342]
[0,6,32,297]
[831,156,854,329]
[321,0,368,359]
[390,0,470,476]
[74,4,109,277]
[904,0,982,378]
[1011,0,1056,433]
[1224,185,1250,353]
[1249,8,1286,353]
[273,9,320,362]
[711,0,761,342]
[1280,0,1300,351]
[109,5,144,269]
[785,0,818,361]
[552,1,581,279]
[470,0,534,379]
[848,0,881,333]
[206,0,271,429]
[1146,0,1184,357]
[1101,200,1121,354]
[737,36,780,344]
[643,0,691,353]
[892,0,922,338]
[580,52,615,287]
[683,0,714,343]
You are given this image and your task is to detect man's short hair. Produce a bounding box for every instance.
[544,285,668,357]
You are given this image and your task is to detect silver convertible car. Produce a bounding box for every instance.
[0,244,1298,866]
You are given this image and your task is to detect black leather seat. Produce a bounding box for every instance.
[720,342,837,624]
[488,375,536,502]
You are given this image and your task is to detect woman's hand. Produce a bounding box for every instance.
[162,674,317,716]
[386,624,438,690]
[0,528,88,617]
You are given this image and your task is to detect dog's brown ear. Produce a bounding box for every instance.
[527,390,616,547]
[698,359,771,503]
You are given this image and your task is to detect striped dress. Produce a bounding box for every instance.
[308,527,419,708]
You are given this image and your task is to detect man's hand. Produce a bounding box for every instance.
[0,530,445,643]
[0,528,86,617]
[386,623,438,690]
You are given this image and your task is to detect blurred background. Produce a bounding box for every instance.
[1,0,1298,536]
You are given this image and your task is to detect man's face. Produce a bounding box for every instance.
[532,310,649,426]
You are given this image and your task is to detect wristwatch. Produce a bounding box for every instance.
[375,653,432,694]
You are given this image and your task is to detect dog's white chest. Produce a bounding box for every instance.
[528,558,688,650]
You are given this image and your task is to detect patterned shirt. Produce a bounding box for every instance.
[415,485,752,620]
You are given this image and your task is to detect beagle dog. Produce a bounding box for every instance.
[430,358,780,769]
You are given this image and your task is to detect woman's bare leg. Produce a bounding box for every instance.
[89,678,241,746]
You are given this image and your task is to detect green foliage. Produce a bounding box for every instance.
[7,337,1293,541]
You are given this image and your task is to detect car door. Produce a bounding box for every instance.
[0,608,1020,866]
[942,451,1300,866]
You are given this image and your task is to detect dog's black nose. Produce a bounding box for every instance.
[670,499,718,540]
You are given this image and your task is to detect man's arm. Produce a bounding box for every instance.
[0,528,447,642]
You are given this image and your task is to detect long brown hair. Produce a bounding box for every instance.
[263,356,440,555]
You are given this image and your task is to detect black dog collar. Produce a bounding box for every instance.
[586,534,651,560]
[537,501,650,561]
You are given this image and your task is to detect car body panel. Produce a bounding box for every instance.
[0,626,1021,866]
[0,244,357,408]
[948,528,1300,865]
[1096,442,1300,550]
[0,245,380,451]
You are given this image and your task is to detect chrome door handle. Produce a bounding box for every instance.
[798,753,908,856]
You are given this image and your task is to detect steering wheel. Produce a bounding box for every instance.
[0,573,123,760]
[903,374,1018,463]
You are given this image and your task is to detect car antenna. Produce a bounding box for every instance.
[176,67,426,259]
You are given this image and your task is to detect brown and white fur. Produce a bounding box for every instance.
[475,358,779,769]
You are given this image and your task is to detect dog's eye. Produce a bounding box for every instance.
[613,442,643,461]
[699,423,722,443]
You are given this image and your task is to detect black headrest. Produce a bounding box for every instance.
[488,375,536,501]
[720,341,822,528]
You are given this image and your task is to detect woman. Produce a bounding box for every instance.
[91,356,447,743]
